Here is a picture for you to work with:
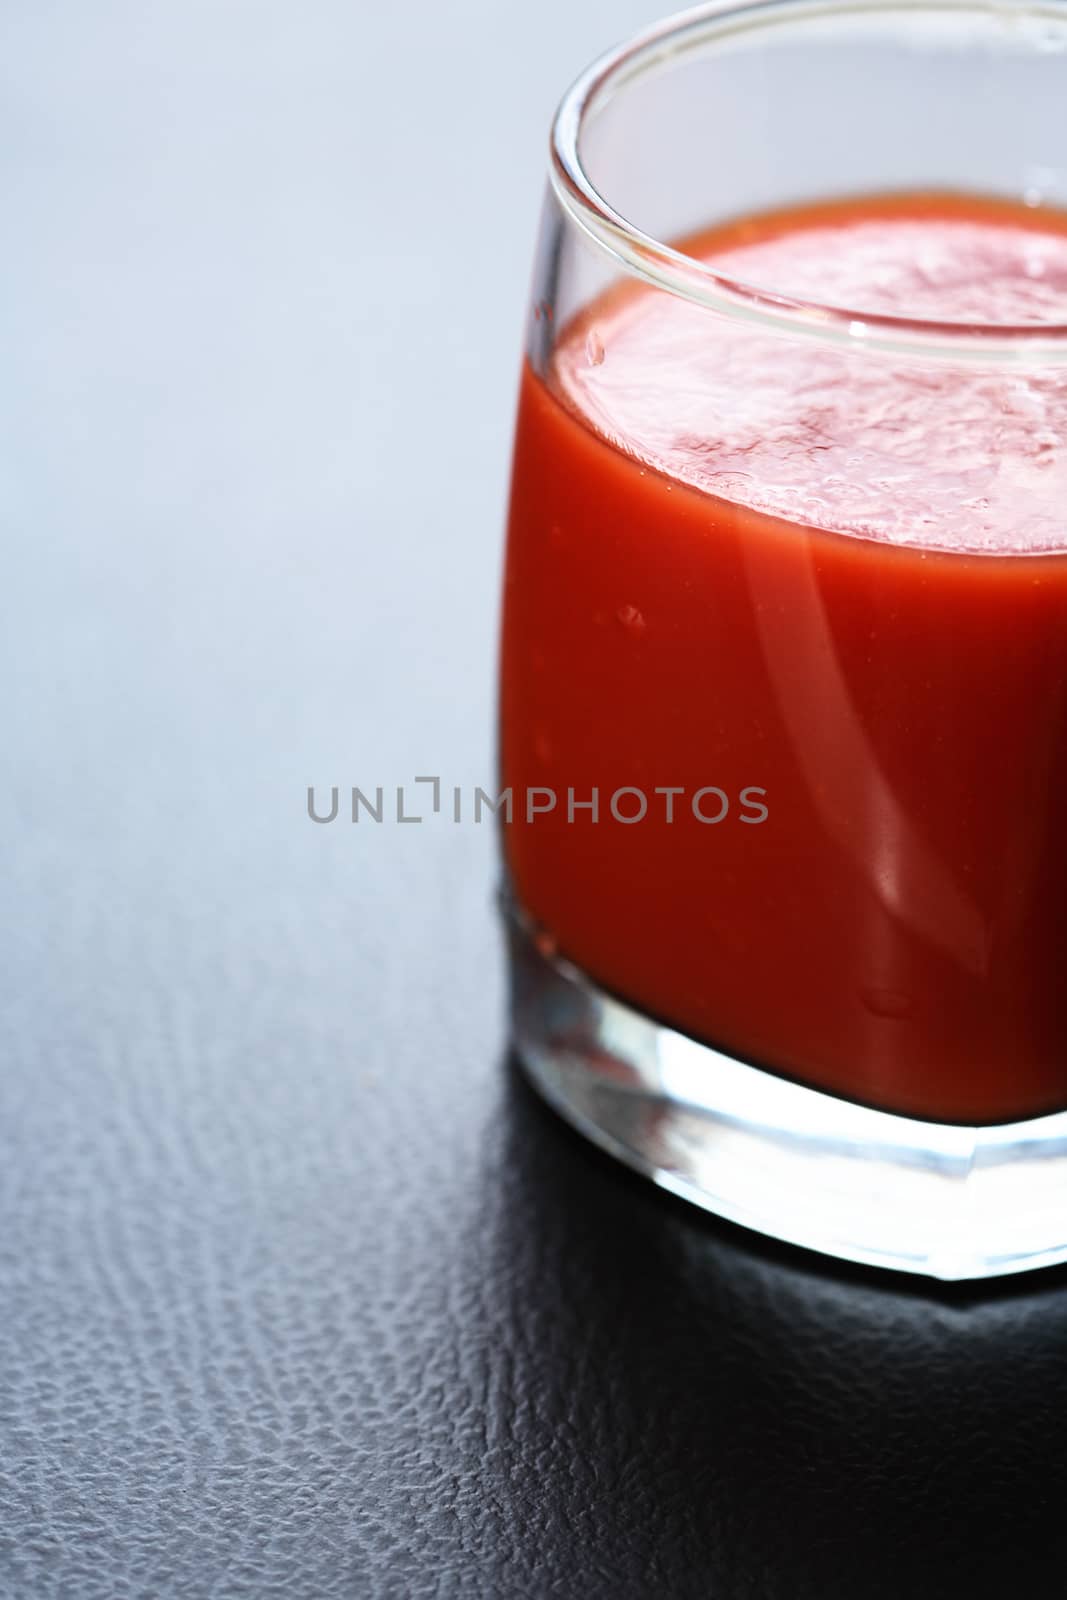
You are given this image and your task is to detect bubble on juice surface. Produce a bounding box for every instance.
[616,604,647,635]
[860,986,914,1021]
[534,728,555,764]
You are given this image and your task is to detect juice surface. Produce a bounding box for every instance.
[500,194,1067,1123]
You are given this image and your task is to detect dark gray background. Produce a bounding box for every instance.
[4,4,1067,1596]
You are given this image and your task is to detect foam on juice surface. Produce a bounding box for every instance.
[553,200,1067,553]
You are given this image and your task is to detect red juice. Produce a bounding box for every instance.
[500,193,1067,1125]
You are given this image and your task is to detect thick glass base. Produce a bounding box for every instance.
[506,903,1067,1281]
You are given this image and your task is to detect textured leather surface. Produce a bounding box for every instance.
[4,4,1067,1597]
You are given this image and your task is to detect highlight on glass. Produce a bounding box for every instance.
[498,0,1067,1280]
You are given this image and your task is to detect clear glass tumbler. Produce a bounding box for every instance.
[499,0,1067,1279]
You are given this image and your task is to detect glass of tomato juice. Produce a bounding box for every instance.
[499,0,1067,1278]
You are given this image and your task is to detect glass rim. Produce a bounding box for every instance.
[549,0,1067,363]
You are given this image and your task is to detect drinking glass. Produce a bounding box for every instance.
[499,0,1067,1278]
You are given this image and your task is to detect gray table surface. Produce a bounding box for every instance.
[0,3,649,1593]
